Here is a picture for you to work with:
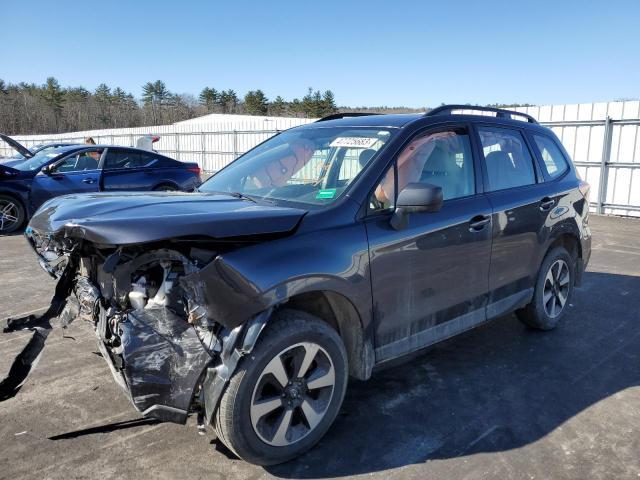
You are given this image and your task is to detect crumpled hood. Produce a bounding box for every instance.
[27,191,307,244]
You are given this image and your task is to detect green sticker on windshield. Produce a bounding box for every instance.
[316,188,337,200]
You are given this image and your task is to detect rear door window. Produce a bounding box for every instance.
[532,134,569,179]
[478,127,536,191]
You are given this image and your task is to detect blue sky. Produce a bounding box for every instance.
[2,0,639,107]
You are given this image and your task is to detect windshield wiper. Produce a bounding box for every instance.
[226,191,258,203]
[205,190,276,204]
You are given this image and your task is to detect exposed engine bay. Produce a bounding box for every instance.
[1,227,272,424]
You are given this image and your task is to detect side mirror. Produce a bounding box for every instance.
[390,182,443,230]
[41,164,54,175]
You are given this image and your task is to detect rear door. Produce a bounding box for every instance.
[30,148,103,211]
[100,148,162,192]
[365,124,493,362]
[474,125,549,318]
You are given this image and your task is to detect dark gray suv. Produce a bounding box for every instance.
[2,105,591,465]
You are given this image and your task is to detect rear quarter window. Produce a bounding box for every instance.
[532,134,569,180]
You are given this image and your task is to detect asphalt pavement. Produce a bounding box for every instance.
[0,214,638,479]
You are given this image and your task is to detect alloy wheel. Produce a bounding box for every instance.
[0,200,20,232]
[543,259,570,318]
[250,342,335,447]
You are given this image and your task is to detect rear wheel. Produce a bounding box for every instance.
[214,309,348,465]
[517,246,574,330]
[0,195,25,234]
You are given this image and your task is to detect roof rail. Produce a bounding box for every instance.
[316,112,381,122]
[426,104,538,124]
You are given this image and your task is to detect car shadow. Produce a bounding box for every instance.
[266,271,640,478]
[48,417,160,440]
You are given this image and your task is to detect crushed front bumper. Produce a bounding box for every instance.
[89,291,214,424]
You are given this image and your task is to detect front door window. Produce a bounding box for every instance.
[53,149,103,173]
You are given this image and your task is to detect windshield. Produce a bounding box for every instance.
[200,127,396,206]
[33,144,64,154]
[12,147,70,171]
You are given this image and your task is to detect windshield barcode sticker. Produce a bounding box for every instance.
[329,137,378,149]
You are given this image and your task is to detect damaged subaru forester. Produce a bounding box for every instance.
[2,106,591,465]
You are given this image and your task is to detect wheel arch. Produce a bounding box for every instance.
[548,232,581,260]
[283,290,374,380]
[0,190,27,209]
[544,230,583,285]
[152,180,180,191]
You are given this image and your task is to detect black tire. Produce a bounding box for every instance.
[214,309,348,465]
[0,194,26,234]
[517,246,575,330]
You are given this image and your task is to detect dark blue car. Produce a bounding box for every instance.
[0,144,202,233]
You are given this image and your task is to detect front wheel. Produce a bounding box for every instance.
[0,195,25,234]
[214,309,348,465]
[517,246,575,330]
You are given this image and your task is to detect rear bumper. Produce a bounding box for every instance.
[576,223,592,287]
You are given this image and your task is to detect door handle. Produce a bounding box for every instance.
[82,178,96,184]
[469,215,491,232]
[540,197,555,211]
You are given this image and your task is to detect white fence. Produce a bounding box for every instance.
[0,116,314,173]
[2,102,639,217]
[511,102,640,217]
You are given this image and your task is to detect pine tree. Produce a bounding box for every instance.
[94,83,111,103]
[269,95,286,116]
[321,90,337,116]
[289,98,303,117]
[219,89,239,113]
[41,77,65,129]
[301,87,315,117]
[41,77,65,112]
[142,80,172,124]
[244,90,269,115]
[142,80,170,106]
[199,87,219,111]
[153,80,170,105]
[112,87,128,101]
[141,81,156,106]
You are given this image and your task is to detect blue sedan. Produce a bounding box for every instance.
[0,144,202,233]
